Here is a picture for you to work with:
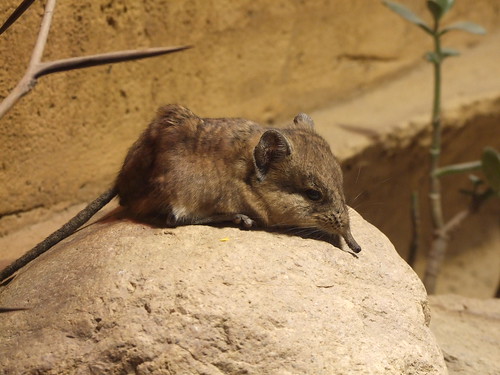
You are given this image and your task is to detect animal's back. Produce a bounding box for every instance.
[116,105,264,221]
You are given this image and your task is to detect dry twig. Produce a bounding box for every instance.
[0,0,191,119]
[423,188,493,292]
[0,0,35,35]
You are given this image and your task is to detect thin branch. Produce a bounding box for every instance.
[423,188,493,293]
[407,191,420,268]
[0,307,29,313]
[0,45,191,119]
[29,0,56,67]
[0,188,117,283]
[0,0,36,35]
[34,46,192,78]
[442,209,470,233]
[0,0,56,119]
[0,77,32,119]
[423,209,468,294]
[423,232,447,294]
[0,0,191,119]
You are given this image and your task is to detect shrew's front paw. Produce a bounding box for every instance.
[232,214,254,228]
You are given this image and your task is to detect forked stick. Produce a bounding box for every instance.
[0,0,191,119]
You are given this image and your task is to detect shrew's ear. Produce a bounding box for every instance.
[293,113,314,128]
[253,130,291,181]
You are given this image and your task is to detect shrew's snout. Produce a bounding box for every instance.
[342,230,361,253]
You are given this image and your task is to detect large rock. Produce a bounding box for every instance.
[429,294,500,375]
[0,210,446,374]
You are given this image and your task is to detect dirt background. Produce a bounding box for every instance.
[0,1,499,296]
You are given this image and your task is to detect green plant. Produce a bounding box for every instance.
[382,0,500,294]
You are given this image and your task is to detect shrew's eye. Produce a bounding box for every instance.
[305,189,322,201]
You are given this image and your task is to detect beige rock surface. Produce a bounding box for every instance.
[0,210,447,374]
[429,294,500,375]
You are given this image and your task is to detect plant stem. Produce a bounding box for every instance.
[424,187,493,293]
[407,191,420,268]
[424,18,447,294]
[429,30,444,230]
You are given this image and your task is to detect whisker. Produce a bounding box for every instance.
[355,166,362,185]
[353,201,386,210]
[350,191,365,204]
[271,225,317,235]
[374,177,393,188]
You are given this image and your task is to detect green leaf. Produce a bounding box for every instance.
[427,0,455,21]
[382,1,433,35]
[434,160,481,177]
[481,147,500,194]
[425,51,440,64]
[441,21,487,35]
[436,0,455,14]
[438,0,455,12]
[426,1,443,21]
[441,47,460,59]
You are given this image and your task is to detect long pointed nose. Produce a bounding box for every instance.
[342,230,361,253]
